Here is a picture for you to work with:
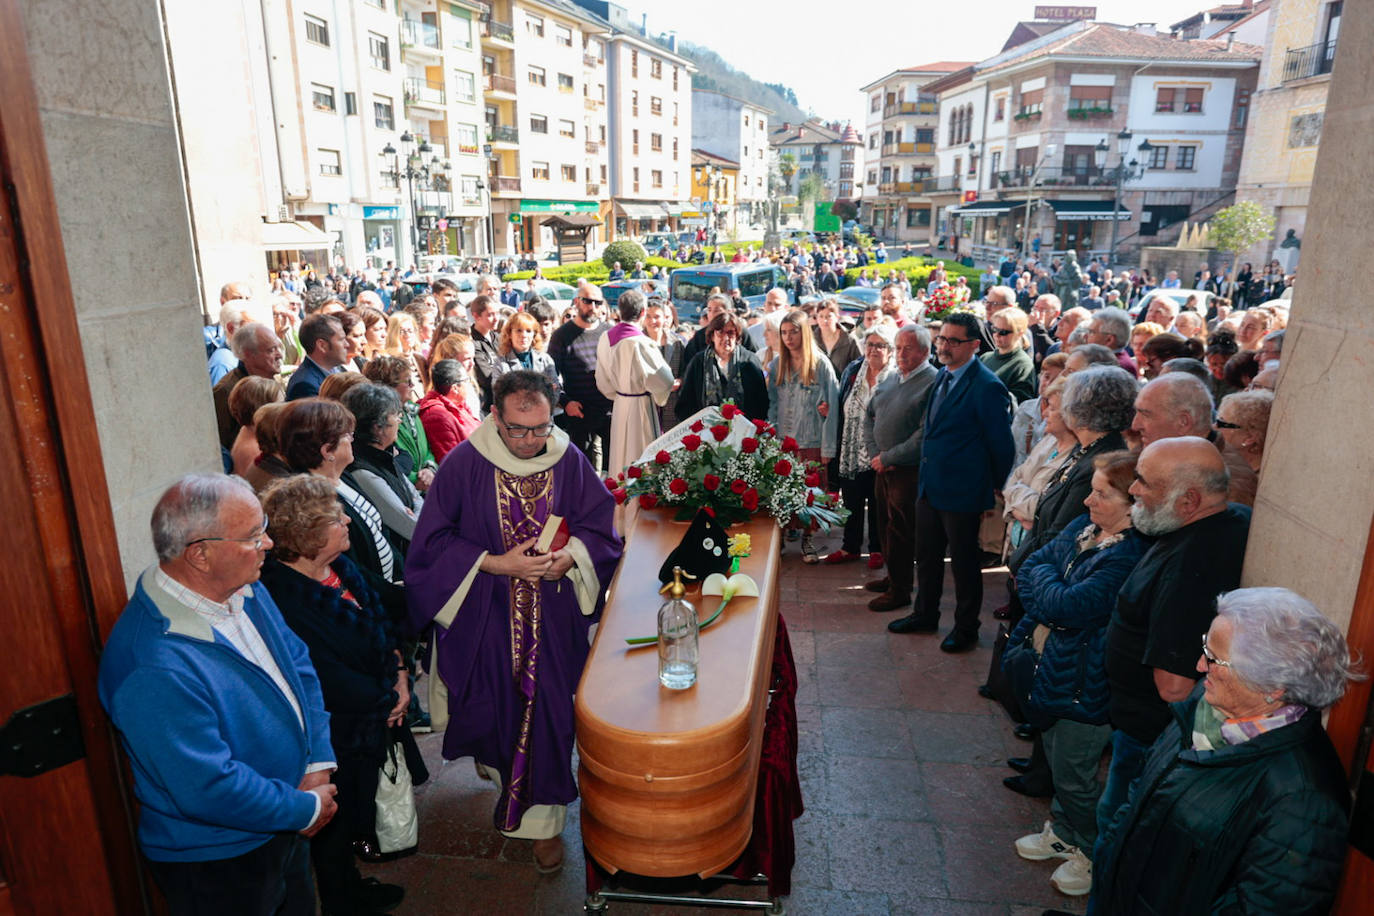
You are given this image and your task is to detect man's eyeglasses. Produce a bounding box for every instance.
[933,335,976,346]
[499,420,556,439]
[186,519,271,551]
[1201,633,1232,668]
[581,297,605,305]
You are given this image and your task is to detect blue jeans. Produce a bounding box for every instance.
[1085,729,1151,916]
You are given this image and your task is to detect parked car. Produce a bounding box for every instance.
[601,278,667,311]
[642,234,676,255]
[669,263,793,319]
[1131,287,1215,319]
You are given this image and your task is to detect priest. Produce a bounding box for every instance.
[594,288,676,477]
[406,370,622,873]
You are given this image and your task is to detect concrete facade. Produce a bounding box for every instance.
[1240,0,1372,632]
[691,90,771,226]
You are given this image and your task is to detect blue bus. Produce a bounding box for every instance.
[668,263,792,318]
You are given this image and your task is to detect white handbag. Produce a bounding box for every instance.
[374,740,418,855]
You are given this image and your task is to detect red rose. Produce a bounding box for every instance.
[774,459,792,476]
[730,478,748,495]
[617,471,625,480]
[703,474,721,491]
[604,477,617,491]
[639,493,659,509]
[806,491,816,506]
[690,420,705,433]
[627,466,642,479]
[805,470,821,487]
[613,488,627,505]
[669,477,688,495]
[682,434,702,451]
[710,424,730,441]
[720,404,740,419]
[781,436,799,453]
[742,488,760,511]
[740,437,759,454]
[655,449,671,465]
[752,418,769,432]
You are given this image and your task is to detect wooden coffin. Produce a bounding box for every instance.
[575,509,781,878]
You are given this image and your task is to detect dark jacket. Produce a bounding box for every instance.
[1009,430,1127,573]
[285,358,332,401]
[676,348,769,422]
[682,322,757,373]
[917,359,1015,513]
[1095,689,1349,916]
[338,470,407,586]
[1011,515,1149,725]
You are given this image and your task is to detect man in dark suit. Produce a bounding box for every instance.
[284,314,347,401]
[889,312,1015,652]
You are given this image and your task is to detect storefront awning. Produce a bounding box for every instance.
[1045,200,1132,221]
[947,200,1023,216]
[541,213,601,229]
[261,220,335,252]
[518,199,600,215]
[615,200,670,220]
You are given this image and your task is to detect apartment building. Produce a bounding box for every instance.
[859,62,970,246]
[1233,0,1341,267]
[481,0,610,256]
[930,21,1259,265]
[767,119,864,227]
[692,90,771,227]
[690,148,739,239]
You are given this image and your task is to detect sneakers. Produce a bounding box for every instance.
[1015,821,1079,862]
[801,533,819,564]
[1051,849,1093,896]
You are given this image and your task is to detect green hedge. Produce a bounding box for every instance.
[840,257,979,289]
[501,256,680,284]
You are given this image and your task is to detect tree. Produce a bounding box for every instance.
[1208,200,1277,286]
[778,153,798,195]
[798,172,825,203]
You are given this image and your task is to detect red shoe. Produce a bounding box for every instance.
[823,549,859,564]
[867,551,885,570]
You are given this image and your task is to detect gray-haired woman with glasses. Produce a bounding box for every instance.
[823,327,895,566]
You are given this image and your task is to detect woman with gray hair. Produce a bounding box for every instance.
[823,325,897,566]
[341,383,423,544]
[1091,587,1357,915]
[1009,366,1137,578]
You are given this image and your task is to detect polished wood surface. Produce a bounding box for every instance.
[576,510,781,878]
[0,1,147,910]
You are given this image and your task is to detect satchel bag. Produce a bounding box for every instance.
[1000,624,1052,730]
[375,739,418,855]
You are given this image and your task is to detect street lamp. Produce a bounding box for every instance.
[1094,128,1151,270]
[380,131,443,266]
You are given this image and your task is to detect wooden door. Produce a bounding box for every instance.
[0,1,146,912]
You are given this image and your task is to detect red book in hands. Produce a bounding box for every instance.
[533,514,570,554]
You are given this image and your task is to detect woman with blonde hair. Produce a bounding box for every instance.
[768,308,840,563]
[982,305,1035,403]
[384,312,425,399]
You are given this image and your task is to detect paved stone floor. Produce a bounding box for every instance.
[364,531,1090,915]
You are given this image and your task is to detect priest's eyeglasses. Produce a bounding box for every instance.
[500,421,555,438]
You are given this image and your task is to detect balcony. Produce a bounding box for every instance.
[400,20,440,54]
[492,175,522,194]
[584,97,603,111]
[583,53,600,68]
[585,140,600,154]
[876,181,924,195]
[489,124,519,144]
[880,141,925,156]
[1281,38,1337,83]
[996,165,1107,189]
[882,100,938,118]
[920,175,960,193]
[403,77,446,109]
[481,18,515,44]
[586,182,601,196]
[484,72,516,96]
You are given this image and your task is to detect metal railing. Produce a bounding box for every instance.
[489,124,518,143]
[1281,38,1337,83]
[882,101,937,117]
[481,19,514,42]
[583,53,600,67]
[585,97,603,110]
[921,175,960,193]
[585,140,600,154]
[484,72,515,94]
[997,165,1107,189]
[403,78,446,107]
[586,182,600,196]
[877,181,923,194]
[492,176,521,192]
[400,20,440,50]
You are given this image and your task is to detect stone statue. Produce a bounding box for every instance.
[1054,250,1084,309]
[1280,228,1301,249]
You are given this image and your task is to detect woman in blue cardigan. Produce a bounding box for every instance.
[259,475,426,916]
[1008,450,1148,899]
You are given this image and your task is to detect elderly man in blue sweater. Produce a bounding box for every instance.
[99,474,341,916]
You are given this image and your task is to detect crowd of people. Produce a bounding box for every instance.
[95,241,1359,916]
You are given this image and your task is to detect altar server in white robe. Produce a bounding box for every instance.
[595,287,676,479]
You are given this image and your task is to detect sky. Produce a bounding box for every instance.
[642,0,1241,127]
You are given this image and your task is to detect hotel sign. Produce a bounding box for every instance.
[1034,5,1096,19]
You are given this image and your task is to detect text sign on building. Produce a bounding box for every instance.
[1034,5,1096,19]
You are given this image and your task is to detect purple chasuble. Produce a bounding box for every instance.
[605,320,643,347]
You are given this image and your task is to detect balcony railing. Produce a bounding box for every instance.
[400,20,440,50]
[1281,38,1337,83]
[493,176,521,192]
[586,182,601,196]
[403,77,446,107]
[489,124,518,143]
[921,175,960,193]
[997,165,1107,189]
[484,72,516,94]
[882,100,937,117]
[584,97,603,110]
[583,53,600,67]
[585,140,600,154]
[877,180,924,194]
[481,18,515,42]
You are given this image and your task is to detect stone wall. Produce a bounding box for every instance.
[1240,0,1374,631]
[19,0,218,588]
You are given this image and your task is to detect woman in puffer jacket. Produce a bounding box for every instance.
[1007,450,1148,898]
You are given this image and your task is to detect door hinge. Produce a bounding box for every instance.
[0,694,86,777]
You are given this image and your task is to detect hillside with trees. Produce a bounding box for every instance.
[673,39,807,123]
